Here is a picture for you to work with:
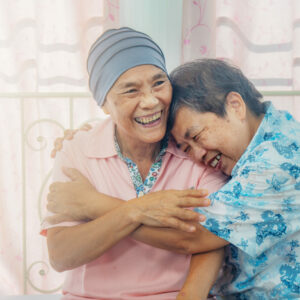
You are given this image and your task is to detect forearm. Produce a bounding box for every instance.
[88,193,227,253]
[178,248,224,300]
[47,204,140,272]
[132,221,228,253]
[86,194,190,252]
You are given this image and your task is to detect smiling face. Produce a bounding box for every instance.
[171,92,260,176]
[103,65,172,147]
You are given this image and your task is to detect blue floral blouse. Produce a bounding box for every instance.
[196,102,300,299]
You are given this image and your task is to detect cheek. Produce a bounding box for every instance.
[159,87,172,106]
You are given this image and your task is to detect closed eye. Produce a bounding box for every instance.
[193,134,200,142]
[183,146,191,153]
[153,80,165,87]
[123,88,138,94]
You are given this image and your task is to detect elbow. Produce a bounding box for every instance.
[48,252,73,272]
[47,238,77,272]
[49,258,66,273]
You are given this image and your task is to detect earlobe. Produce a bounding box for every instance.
[226,92,246,120]
[102,103,110,115]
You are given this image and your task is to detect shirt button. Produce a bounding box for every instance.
[138,191,144,197]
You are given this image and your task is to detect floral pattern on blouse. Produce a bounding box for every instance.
[196,102,300,299]
[114,135,168,197]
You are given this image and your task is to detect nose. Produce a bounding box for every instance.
[139,93,159,109]
[190,146,207,163]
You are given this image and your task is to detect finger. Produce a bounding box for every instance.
[179,189,209,197]
[171,207,205,222]
[49,183,57,192]
[177,197,210,208]
[47,192,54,202]
[62,167,84,182]
[160,217,196,233]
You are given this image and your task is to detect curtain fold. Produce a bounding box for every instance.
[182,0,300,120]
[0,0,119,294]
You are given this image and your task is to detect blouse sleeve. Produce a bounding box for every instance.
[195,143,300,257]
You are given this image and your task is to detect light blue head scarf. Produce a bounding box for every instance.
[87,27,168,106]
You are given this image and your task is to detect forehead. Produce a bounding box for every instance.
[113,65,167,88]
[172,107,202,134]
[171,106,219,140]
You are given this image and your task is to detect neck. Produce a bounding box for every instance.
[248,111,265,141]
[115,128,161,163]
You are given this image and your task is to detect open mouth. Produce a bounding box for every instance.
[135,111,162,125]
[209,153,221,168]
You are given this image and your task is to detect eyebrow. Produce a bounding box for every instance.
[116,71,168,90]
[175,126,200,148]
[184,126,199,139]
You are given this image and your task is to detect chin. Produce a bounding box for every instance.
[144,130,166,144]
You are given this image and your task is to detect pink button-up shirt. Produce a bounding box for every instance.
[42,118,226,300]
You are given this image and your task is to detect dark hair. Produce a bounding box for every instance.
[168,58,264,130]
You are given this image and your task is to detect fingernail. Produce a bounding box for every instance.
[198,215,206,222]
[199,189,209,196]
[203,199,210,205]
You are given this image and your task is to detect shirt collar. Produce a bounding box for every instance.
[114,133,169,163]
[83,117,189,160]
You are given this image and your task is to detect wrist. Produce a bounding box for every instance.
[85,190,103,219]
[125,198,143,224]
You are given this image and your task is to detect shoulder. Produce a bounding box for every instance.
[61,118,114,157]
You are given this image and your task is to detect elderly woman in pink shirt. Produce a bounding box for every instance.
[42,27,226,300]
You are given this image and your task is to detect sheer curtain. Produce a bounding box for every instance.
[0,0,119,294]
[1,0,299,295]
[182,0,300,120]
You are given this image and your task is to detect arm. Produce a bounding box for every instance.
[47,191,209,272]
[177,248,224,300]
[47,204,140,272]
[47,168,228,254]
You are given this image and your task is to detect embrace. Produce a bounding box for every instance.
[42,27,300,300]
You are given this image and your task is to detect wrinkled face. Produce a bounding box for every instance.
[171,94,251,176]
[103,65,172,145]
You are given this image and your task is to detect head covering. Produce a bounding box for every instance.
[87,27,168,106]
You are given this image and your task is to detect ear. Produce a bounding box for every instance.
[101,101,110,115]
[225,92,246,120]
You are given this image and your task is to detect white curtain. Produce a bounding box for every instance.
[0,0,119,294]
[1,0,299,295]
[182,0,300,120]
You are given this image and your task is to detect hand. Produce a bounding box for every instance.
[51,123,92,158]
[46,167,99,224]
[127,189,210,232]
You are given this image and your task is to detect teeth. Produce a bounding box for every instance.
[135,111,162,125]
[210,154,221,168]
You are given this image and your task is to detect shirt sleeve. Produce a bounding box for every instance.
[40,140,84,233]
[195,144,300,258]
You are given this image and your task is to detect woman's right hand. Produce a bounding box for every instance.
[127,189,210,233]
